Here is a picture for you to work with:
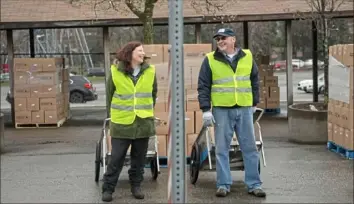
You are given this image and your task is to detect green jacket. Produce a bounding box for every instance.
[106,61,158,139]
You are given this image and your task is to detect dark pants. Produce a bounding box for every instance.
[102,137,149,193]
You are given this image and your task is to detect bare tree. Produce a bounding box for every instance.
[70,0,237,44]
[301,0,349,106]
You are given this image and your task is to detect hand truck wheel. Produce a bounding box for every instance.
[94,140,102,182]
[150,155,159,180]
[190,144,200,185]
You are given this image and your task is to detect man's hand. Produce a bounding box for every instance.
[202,111,215,127]
[252,106,257,113]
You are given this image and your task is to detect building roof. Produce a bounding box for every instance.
[0,0,353,29]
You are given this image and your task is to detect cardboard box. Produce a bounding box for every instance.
[269,87,280,99]
[27,98,40,111]
[258,76,265,86]
[154,111,194,134]
[14,86,31,98]
[186,99,199,112]
[266,98,280,109]
[328,122,333,141]
[15,111,31,124]
[44,110,64,124]
[157,135,167,157]
[257,98,266,109]
[259,87,268,99]
[264,76,278,87]
[258,65,274,76]
[333,125,340,145]
[14,58,43,72]
[31,110,44,124]
[39,58,64,72]
[39,97,63,111]
[13,72,29,85]
[344,129,354,150]
[30,72,62,85]
[143,44,164,64]
[342,44,353,67]
[14,98,27,112]
[340,107,353,129]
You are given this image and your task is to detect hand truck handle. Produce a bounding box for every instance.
[103,118,111,129]
[255,108,264,123]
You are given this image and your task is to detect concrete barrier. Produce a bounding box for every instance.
[288,102,328,144]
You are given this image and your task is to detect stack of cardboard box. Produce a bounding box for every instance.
[256,57,280,110]
[13,58,69,128]
[327,44,354,151]
[148,44,212,157]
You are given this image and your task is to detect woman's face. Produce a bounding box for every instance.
[132,45,145,64]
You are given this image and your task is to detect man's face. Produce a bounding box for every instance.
[215,35,236,51]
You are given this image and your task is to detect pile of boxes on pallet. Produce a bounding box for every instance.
[256,57,280,110]
[13,58,70,128]
[144,44,279,157]
[327,44,354,154]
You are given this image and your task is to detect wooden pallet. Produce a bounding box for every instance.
[327,141,354,160]
[15,118,66,129]
[264,108,281,114]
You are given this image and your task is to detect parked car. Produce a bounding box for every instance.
[86,68,105,77]
[6,74,98,104]
[303,59,325,69]
[297,73,324,94]
[68,74,98,103]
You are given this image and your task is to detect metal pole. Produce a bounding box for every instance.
[168,0,186,203]
[285,20,293,112]
[243,21,249,48]
[312,21,318,102]
[6,30,15,126]
[102,26,110,118]
[29,29,35,58]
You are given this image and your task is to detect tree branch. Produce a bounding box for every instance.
[125,0,144,18]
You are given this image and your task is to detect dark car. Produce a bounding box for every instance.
[86,68,105,77]
[6,74,98,104]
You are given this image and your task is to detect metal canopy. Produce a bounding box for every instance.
[0,10,352,30]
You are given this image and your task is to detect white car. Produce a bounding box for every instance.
[297,73,324,93]
[303,59,325,69]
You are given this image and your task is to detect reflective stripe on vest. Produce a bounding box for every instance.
[110,64,155,125]
[207,49,253,107]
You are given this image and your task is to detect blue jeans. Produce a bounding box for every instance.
[212,106,262,192]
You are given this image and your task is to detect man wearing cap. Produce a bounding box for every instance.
[197,28,266,197]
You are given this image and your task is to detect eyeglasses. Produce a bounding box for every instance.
[215,36,227,41]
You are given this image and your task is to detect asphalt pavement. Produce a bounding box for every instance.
[0,70,323,110]
[1,120,353,203]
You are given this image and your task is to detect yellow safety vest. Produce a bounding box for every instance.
[207,49,253,107]
[110,64,155,125]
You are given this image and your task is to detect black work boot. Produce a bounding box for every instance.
[131,186,144,199]
[102,191,113,202]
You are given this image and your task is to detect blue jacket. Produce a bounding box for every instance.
[197,48,260,112]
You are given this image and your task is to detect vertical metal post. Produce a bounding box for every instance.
[312,21,318,102]
[285,20,293,110]
[103,26,110,117]
[6,30,15,125]
[195,23,201,43]
[168,0,186,203]
[243,21,249,49]
[29,29,35,58]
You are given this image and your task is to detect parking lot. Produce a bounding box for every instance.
[0,70,324,111]
[1,120,352,203]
